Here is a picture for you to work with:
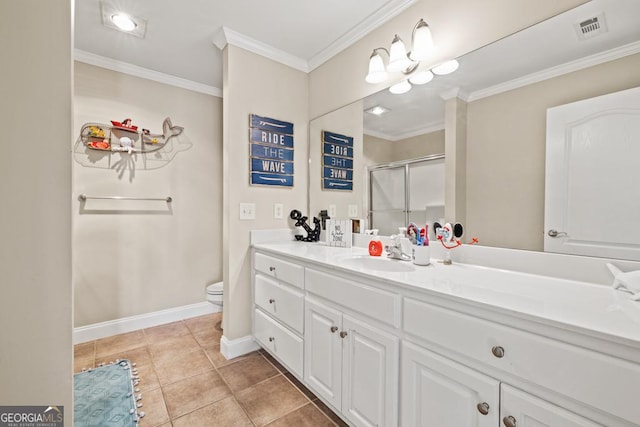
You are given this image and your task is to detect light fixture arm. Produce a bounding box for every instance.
[373,44,418,75]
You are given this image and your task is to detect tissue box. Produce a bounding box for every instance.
[326,219,352,248]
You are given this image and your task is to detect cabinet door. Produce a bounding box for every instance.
[401,342,499,427]
[500,384,602,427]
[304,298,343,409]
[342,315,399,427]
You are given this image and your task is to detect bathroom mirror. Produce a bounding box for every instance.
[308,0,640,260]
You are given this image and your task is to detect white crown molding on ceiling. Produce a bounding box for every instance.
[73,49,223,97]
[213,0,417,73]
[467,40,640,102]
[365,121,444,142]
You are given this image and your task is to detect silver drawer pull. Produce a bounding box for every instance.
[503,416,517,427]
[492,346,505,358]
[269,298,275,304]
[340,331,348,339]
[330,326,338,333]
[476,402,490,415]
[268,337,275,342]
[269,266,276,272]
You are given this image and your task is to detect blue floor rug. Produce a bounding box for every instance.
[74,359,142,427]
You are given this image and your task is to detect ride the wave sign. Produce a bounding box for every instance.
[322,130,353,191]
[249,114,294,187]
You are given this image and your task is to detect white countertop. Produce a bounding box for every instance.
[253,242,640,349]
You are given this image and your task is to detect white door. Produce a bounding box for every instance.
[304,298,343,409]
[342,315,399,427]
[500,384,601,427]
[400,342,499,427]
[545,86,640,260]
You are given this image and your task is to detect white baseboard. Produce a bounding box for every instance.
[220,334,260,360]
[73,302,220,344]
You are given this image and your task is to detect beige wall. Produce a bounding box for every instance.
[466,53,640,251]
[309,0,587,118]
[309,101,364,220]
[363,130,444,166]
[73,63,223,326]
[0,0,73,421]
[222,45,309,340]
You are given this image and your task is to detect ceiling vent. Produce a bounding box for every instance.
[574,13,608,40]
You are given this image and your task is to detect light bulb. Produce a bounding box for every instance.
[387,35,411,72]
[389,80,411,95]
[365,51,388,84]
[111,13,136,32]
[432,59,459,75]
[409,70,434,85]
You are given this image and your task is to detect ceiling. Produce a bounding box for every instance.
[363,0,640,140]
[74,0,416,92]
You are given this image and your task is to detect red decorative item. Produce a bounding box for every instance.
[110,118,138,131]
[368,240,383,256]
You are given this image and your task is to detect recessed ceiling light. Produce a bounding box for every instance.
[101,2,147,38]
[365,105,391,116]
[111,13,137,32]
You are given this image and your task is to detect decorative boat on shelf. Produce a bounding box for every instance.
[80,117,184,154]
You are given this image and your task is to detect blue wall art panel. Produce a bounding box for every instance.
[250,114,294,187]
[321,130,353,191]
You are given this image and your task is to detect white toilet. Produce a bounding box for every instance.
[206,281,223,310]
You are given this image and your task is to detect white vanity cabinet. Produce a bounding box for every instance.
[252,252,305,378]
[304,268,400,427]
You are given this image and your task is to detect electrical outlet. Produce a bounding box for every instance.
[348,204,358,218]
[329,204,337,218]
[239,203,256,220]
[274,203,284,219]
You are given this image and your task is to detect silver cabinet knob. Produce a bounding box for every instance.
[476,402,490,415]
[503,416,517,427]
[269,266,276,271]
[340,331,348,339]
[269,298,275,304]
[492,346,505,358]
[330,326,338,333]
[268,337,275,342]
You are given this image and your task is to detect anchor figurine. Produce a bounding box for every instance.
[290,209,321,242]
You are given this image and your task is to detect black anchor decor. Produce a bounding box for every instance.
[290,209,321,242]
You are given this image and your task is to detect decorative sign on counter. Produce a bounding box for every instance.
[326,219,352,248]
[249,114,294,187]
[322,130,353,191]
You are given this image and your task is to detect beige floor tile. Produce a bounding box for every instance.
[136,362,161,392]
[149,334,201,364]
[313,400,348,427]
[95,345,154,368]
[155,349,214,386]
[162,370,232,419]
[283,372,316,402]
[95,330,147,358]
[184,312,222,334]
[217,353,279,393]
[261,351,286,373]
[74,356,95,373]
[144,321,190,344]
[236,375,308,427]
[265,403,336,427]
[192,327,222,348]
[138,387,170,427]
[172,396,252,427]
[202,345,245,368]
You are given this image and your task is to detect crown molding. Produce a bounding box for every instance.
[213,27,309,72]
[307,0,418,71]
[467,40,640,102]
[365,121,444,142]
[73,49,222,97]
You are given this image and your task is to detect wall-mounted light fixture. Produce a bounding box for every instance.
[365,18,458,94]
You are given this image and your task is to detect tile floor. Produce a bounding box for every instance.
[74,313,348,427]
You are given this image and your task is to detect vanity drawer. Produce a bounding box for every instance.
[254,309,303,378]
[306,268,401,327]
[254,252,304,289]
[404,298,640,425]
[255,274,304,333]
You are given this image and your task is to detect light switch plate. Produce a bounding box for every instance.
[239,203,256,220]
[329,204,337,218]
[274,203,284,219]
[348,204,358,218]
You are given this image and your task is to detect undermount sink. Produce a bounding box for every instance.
[339,255,415,273]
